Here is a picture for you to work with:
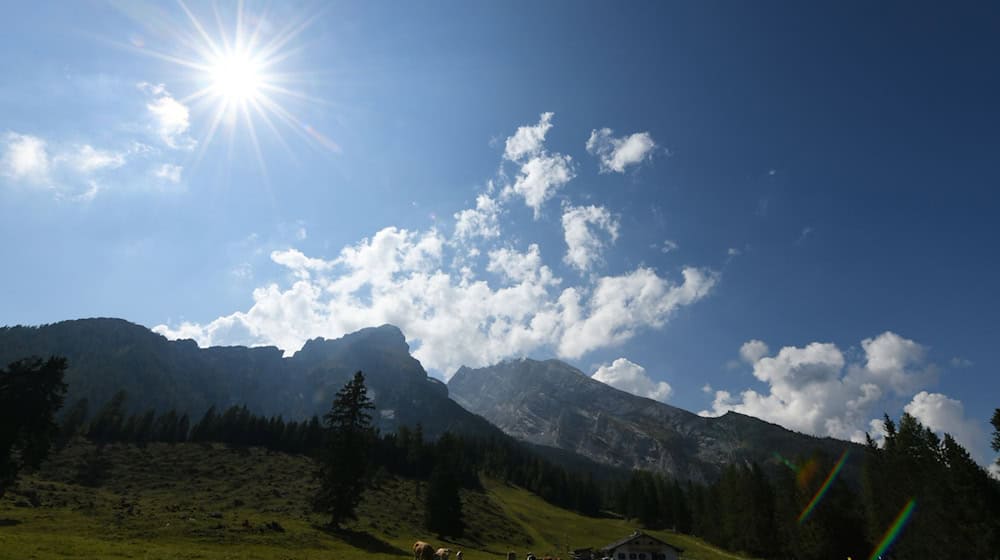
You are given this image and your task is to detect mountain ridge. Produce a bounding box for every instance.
[448,357,859,482]
[0,318,496,440]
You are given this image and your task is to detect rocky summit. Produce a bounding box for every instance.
[448,358,857,482]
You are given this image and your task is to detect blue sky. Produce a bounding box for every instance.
[1,1,998,467]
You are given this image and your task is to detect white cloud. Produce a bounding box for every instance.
[504,112,553,161]
[727,247,741,256]
[702,332,939,445]
[487,244,558,286]
[739,340,769,364]
[702,383,713,394]
[139,82,195,150]
[862,331,935,394]
[557,266,716,359]
[505,153,574,218]
[453,194,501,241]
[1,132,50,184]
[62,144,126,174]
[501,113,575,218]
[585,128,656,173]
[155,228,715,376]
[561,204,620,273]
[904,391,987,463]
[2,132,146,198]
[592,358,672,402]
[154,112,718,378]
[659,239,679,253]
[154,163,183,183]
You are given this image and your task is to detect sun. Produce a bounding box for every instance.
[121,1,341,170]
[209,51,263,102]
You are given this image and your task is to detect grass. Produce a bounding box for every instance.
[0,441,751,560]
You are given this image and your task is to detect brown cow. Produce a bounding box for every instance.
[435,548,452,560]
[414,541,435,560]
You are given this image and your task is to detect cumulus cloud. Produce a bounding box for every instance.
[585,128,656,173]
[502,112,574,218]
[1,132,50,184]
[504,112,553,161]
[592,358,672,402]
[155,230,715,376]
[904,391,987,463]
[739,340,769,364]
[702,332,938,445]
[561,204,620,273]
[453,194,501,241]
[139,82,195,150]
[506,153,574,218]
[487,244,558,286]
[154,112,718,378]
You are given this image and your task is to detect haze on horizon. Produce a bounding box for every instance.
[1,1,997,470]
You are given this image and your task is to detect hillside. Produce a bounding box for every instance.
[0,318,498,440]
[449,358,858,482]
[0,440,752,560]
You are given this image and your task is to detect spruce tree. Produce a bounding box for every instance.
[0,356,68,501]
[425,462,464,537]
[991,408,1000,459]
[314,371,375,527]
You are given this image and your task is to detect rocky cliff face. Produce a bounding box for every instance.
[449,358,856,482]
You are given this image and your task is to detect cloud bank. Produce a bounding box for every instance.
[703,332,990,465]
[155,113,715,378]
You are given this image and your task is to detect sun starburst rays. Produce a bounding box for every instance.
[120,0,338,175]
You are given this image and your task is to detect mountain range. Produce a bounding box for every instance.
[0,318,855,481]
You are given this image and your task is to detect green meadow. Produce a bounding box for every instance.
[0,441,751,560]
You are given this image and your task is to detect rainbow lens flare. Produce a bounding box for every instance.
[868,499,916,560]
[797,450,849,524]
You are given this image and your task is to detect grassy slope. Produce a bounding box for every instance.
[0,441,750,560]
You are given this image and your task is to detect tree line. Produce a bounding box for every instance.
[4,357,1000,558]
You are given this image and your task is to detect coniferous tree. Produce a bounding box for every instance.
[0,356,68,501]
[314,371,375,527]
[992,408,1000,460]
[425,462,464,537]
[58,397,89,446]
[88,390,127,443]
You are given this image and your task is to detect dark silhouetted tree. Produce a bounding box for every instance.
[314,371,375,527]
[992,408,1000,460]
[0,356,67,500]
[58,397,89,447]
[88,390,127,443]
[425,462,464,537]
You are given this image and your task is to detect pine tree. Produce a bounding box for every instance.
[991,408,1000,459]
[58,397,89,447]
[0,356,68,501]
[314,371,375,527]
[88,390,127,443]
[425,462,464,537]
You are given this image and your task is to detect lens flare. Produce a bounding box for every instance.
[797,450,849,524]
[868,499,916,560]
